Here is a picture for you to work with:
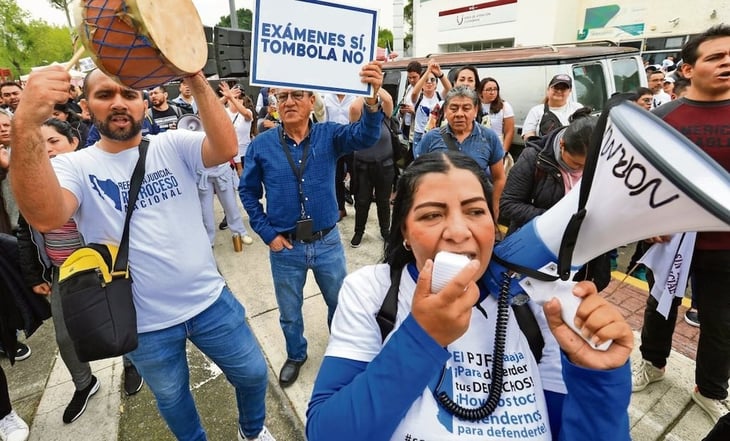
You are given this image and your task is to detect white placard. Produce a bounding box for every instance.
[251,0,377,96]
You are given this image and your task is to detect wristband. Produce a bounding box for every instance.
[364,95,382,112]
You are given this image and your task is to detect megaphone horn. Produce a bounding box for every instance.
[485,102,730,349]
[177,114,204,132]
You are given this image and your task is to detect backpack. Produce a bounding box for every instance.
[537,103,562,137]
[147,102,183,121]
[174,100,194,115]
[383,117,407,164]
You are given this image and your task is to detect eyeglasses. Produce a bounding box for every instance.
[426,78,438,83]
[275,91,307,102]
[483,88,498,92]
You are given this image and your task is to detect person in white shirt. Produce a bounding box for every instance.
[522,74,583,140]
[647,71,672,109]
[322,93,358,220]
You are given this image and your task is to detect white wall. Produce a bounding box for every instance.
[410,0,729,56]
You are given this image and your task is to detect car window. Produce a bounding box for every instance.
[572,63,607,112]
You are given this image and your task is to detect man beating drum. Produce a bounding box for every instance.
[12,66,277,440]
[10,1,277,439]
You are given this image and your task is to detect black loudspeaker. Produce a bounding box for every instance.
[215,27,247,46]
[202,26,217,77]
[216,45,251,60]
[218,60,249,78]
[214,26,251,78]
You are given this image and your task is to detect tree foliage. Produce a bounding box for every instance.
[404,0,413,29]
[217,8,253,30]
[0,0,73,78]
[378,28,394,50]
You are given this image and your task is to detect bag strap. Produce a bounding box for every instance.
[376,265,402,343]
[376,263,546,361]
[113,138,149,273]
[439,126,460,151]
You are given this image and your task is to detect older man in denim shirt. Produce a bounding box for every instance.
[239,61,385,387]
[415,85,506,221]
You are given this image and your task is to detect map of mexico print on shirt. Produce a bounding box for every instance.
[89,167,183,213]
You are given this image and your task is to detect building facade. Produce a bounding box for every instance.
[409,0,728,63]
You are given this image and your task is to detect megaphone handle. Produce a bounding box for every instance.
[556,292,612,352]
[519,277,611,351]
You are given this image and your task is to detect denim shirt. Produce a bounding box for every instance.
[415,123,504,176]
[239,107,383,244]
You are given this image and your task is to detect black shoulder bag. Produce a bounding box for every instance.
[58,139,149,362]
[538,103,562,137]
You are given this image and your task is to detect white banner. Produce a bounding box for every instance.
[639,232,696,319]
[251,0,377,96]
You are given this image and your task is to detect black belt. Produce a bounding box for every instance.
[282,225,335,243]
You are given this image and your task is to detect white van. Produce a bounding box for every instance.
[382,43,647,153]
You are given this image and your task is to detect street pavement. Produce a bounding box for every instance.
[2,201,723,440]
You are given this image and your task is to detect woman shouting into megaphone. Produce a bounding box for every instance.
[306,151,633,441]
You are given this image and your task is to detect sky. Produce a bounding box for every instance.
[22,0,394,30]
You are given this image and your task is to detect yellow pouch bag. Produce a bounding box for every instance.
[58,244,138,363]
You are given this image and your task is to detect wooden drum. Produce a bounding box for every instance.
[75,0,208,89]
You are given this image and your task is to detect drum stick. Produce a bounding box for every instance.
[66,47,85,71]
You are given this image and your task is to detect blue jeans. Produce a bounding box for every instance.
[126,287,267,440]
[270,227,345,361]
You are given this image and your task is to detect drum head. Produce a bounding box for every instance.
[75,0,207,89]
[135,0,207,74]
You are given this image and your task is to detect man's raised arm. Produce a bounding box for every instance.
[187,72,238,167]
[10,66,78,232]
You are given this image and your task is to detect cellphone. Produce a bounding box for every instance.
[295,219,313,241]
[399,103,406,107]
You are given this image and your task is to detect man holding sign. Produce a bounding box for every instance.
[239,61,384,387]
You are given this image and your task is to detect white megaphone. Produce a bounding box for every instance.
[484,102,730,349]
[177,114,203,132]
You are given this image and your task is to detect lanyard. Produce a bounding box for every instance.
[278,126,311,219]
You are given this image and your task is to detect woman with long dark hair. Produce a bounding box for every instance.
[307,151,633,441]
[477,77,515,151]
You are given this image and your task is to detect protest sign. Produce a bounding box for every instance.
[251,0,377,96]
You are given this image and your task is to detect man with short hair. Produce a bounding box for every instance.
[0,82,22,113]
[632,24,730,424]
[11,66,274,441]
[148,85,183,131]
[647,71,672,108]
[414,85,505,221]
[239,61,384,388]
[171,82,197,114]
